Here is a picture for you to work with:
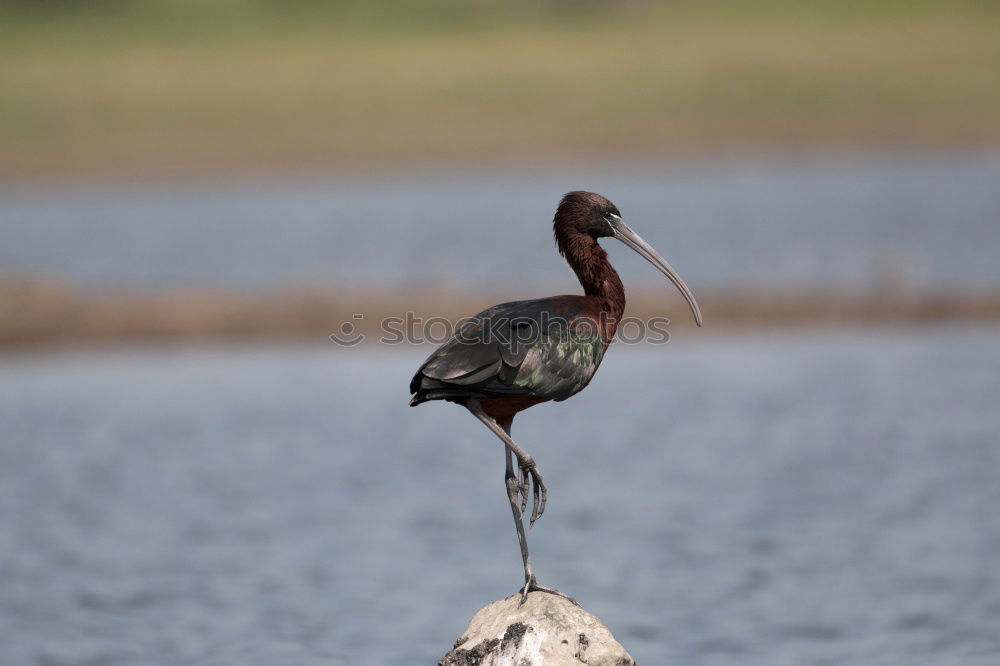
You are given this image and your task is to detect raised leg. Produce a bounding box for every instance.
[467,400,578,606]
[467,401,547,526]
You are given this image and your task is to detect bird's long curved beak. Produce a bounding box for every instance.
[610,217,703,326]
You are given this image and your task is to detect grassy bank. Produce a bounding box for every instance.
[2,1,998,181]
[4,278,1000,350]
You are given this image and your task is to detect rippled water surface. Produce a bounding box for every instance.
[2,153,999,292]
[2,328,999,665]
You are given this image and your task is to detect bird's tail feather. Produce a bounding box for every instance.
[409,375,492,406]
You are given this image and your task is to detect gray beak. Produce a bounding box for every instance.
[610,217,703,326]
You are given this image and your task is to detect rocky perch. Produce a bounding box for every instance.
[440,592,636,666]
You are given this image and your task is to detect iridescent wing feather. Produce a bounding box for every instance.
[409,297,608,405]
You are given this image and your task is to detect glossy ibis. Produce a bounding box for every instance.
[409,191,702,603]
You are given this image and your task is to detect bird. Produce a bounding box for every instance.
[409,191,702,603]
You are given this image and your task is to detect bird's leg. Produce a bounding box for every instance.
[498,419,530,515]
[467,400,579,606]
[501,423,578,606]
[503,442,538,601]
[467,401,547,526]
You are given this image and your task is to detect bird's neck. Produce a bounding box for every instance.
[564,233,626,322]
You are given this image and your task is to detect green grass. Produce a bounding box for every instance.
[2,1,999,180]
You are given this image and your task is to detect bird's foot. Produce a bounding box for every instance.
[518,575,579,606]
[516,456,547,527]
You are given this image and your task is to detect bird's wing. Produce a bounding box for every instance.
[410,298,607,403]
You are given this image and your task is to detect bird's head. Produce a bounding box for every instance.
[554,191,621,238]
[554,190,703,326]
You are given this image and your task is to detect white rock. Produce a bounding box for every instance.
[440,592,636,666]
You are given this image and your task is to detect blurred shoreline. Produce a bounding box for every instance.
[4,277,1000,350]
[3,2,998,183]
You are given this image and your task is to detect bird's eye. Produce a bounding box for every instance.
[602,213,619,234]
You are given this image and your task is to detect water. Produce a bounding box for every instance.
[2,328,1000,665]
[1,153,999,293]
